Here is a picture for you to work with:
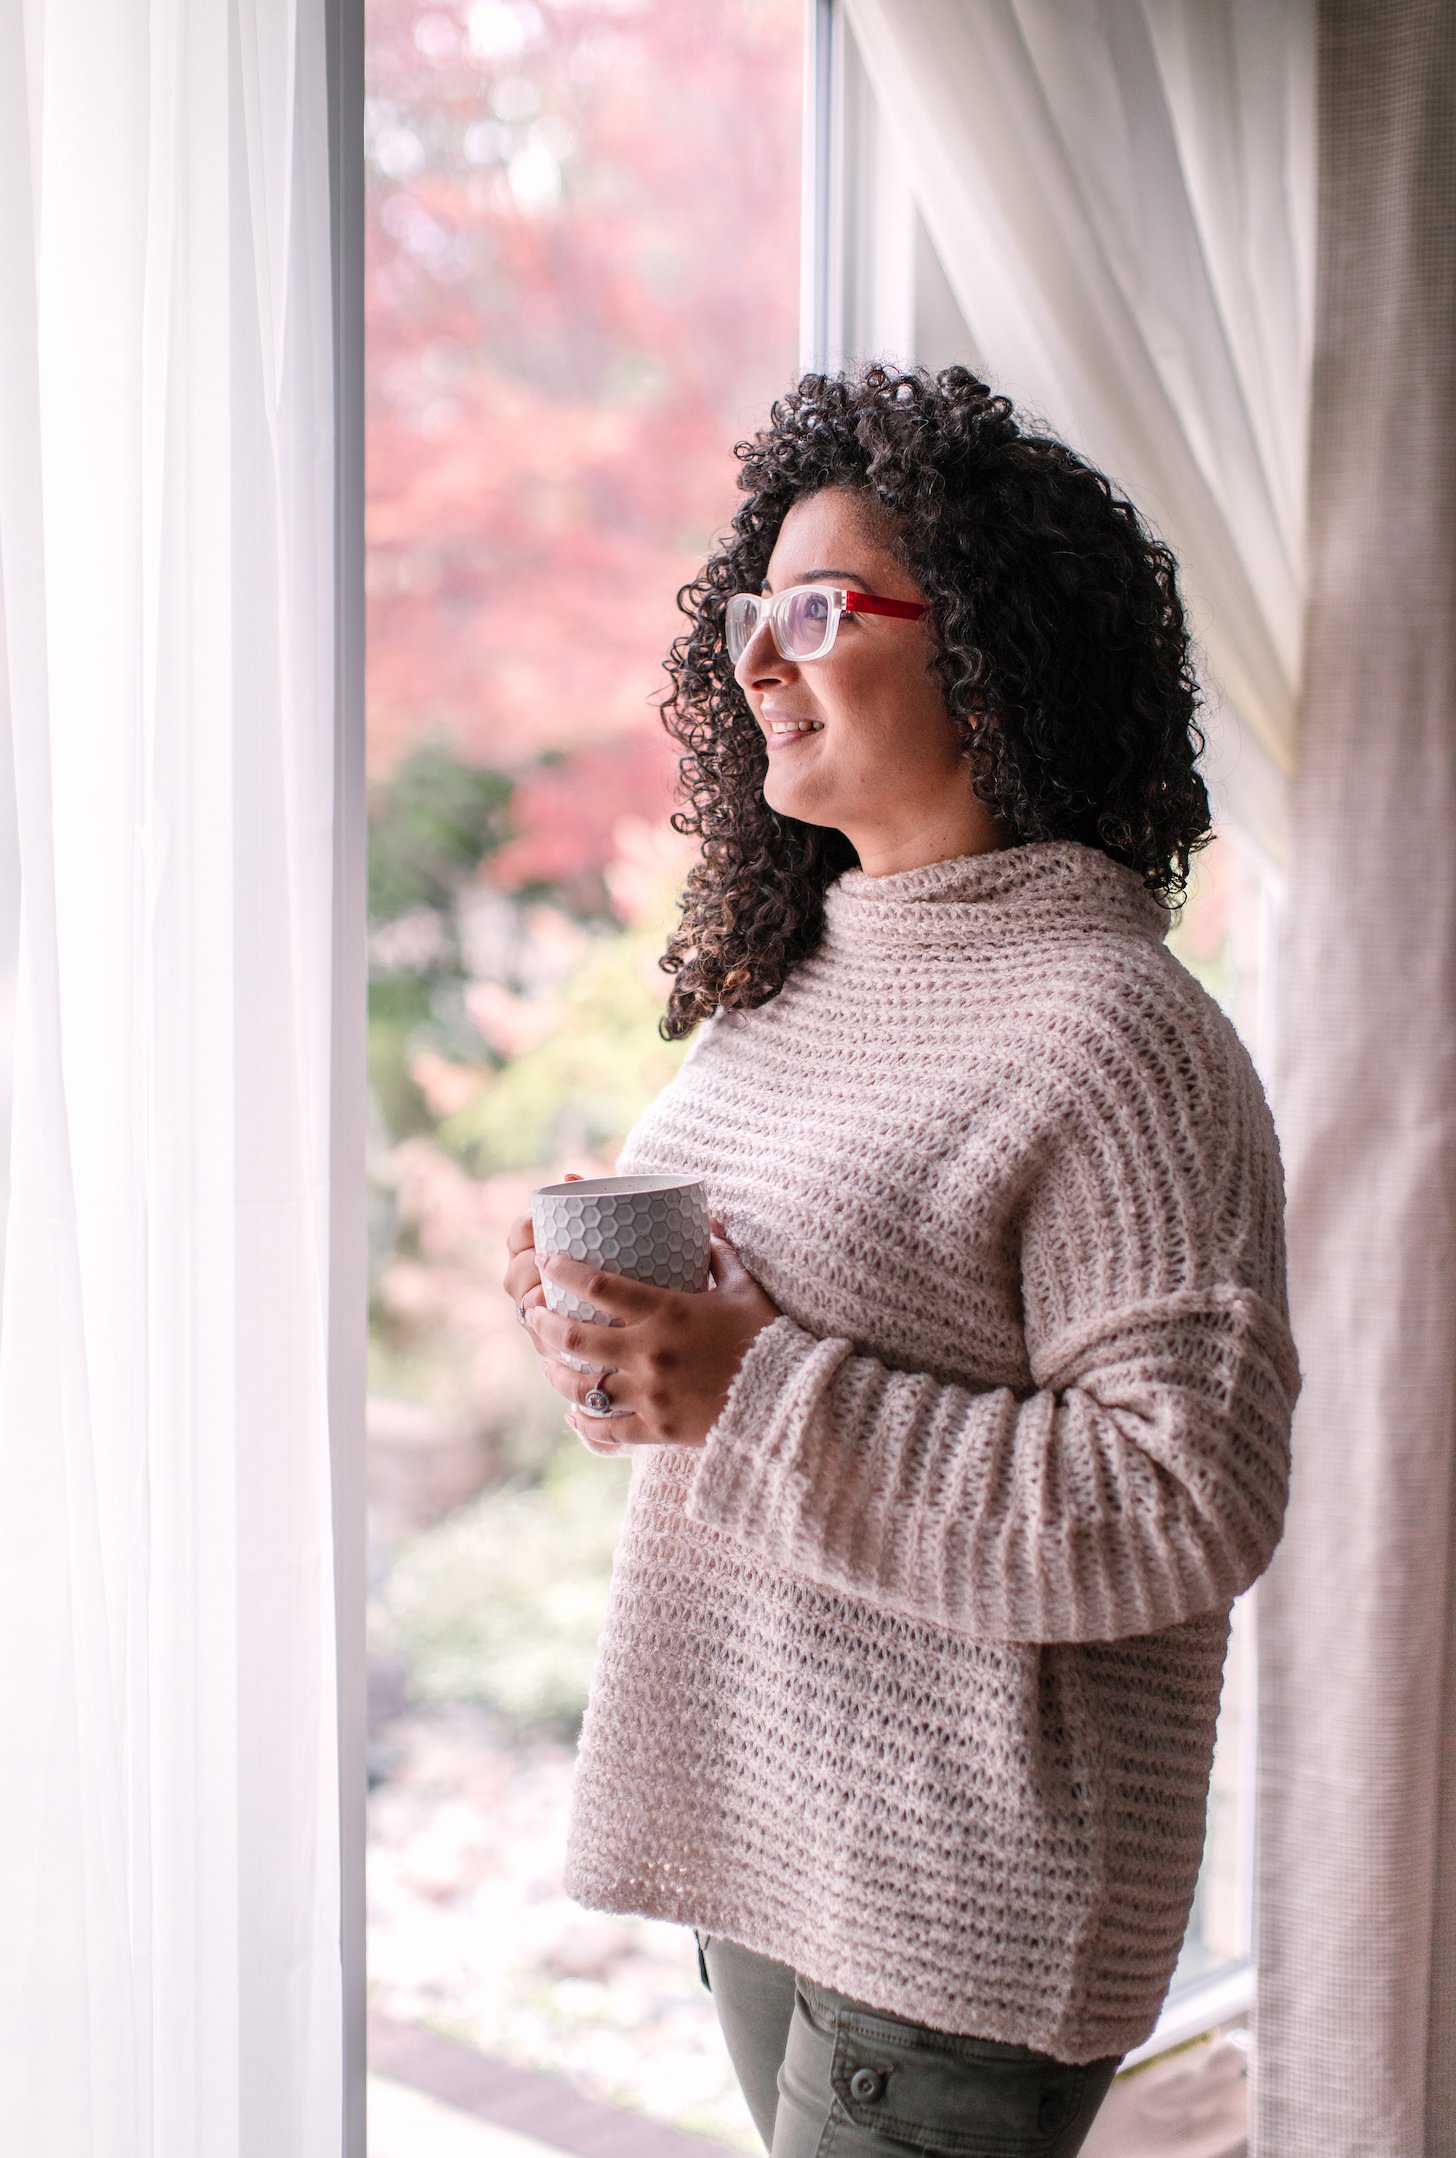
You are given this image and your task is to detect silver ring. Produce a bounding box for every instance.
[582,1384,614,1417]
[516,1298,529,1326]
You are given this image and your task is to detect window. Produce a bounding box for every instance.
[363,4,803,2148]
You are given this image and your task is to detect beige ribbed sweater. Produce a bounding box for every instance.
[563,838,1301,2064]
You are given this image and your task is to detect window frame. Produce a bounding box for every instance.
[327,1,368,2152]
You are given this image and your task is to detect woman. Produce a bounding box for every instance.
[502,364,1301,2158]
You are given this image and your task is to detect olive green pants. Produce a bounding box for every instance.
[696,1932,1123,2158]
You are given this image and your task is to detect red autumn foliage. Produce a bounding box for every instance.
[365,0,803,886]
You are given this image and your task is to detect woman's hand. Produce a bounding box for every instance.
[503,1171,604,1414]
[502,1171,586,1336]
[527,1220,781,1454]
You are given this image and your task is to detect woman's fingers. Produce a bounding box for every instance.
[536,1352,607,1406]
[503,1206,538,1312]
[572,1419,611,1454]
[528,1304,625,1366]
[708,1232,752,1291]
[569,1413,627,1456]
[565,1401,642,1447]
[538,1249,656,1320]
[504,1250,543,1307]
[535,1355,638,1436]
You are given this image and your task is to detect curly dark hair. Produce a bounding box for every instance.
[654,362,1212,1041]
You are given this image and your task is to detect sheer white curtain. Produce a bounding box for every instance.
[839,0,1315,871]
[0,2,343,2152]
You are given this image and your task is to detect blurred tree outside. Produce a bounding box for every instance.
[364,0,801,1661]
[364,2,800,2146]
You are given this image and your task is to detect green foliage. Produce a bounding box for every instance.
[368,973,441,1139]
[368,738,517,1143]
[366,733,689,1169]
[368,736,515,924]
[375,1439,633,1735]
[437,923,687,1174]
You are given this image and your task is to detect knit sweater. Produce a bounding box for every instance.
[562,838,1301,2065]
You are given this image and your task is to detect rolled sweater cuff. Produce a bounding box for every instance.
[686,1312,847,1547]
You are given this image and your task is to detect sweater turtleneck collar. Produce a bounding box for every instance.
[822,838,1172,951]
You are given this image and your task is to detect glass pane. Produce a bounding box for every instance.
[1168,1585,1257,1990]
[1167,826,1279,1084]
[363,3,802,2151]
[1165,827,1277,1995]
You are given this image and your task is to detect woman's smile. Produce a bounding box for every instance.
[764,718,824,751]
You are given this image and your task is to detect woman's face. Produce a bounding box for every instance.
[732,485,1005,876]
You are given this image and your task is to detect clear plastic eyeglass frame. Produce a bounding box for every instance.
[725,584,927,665]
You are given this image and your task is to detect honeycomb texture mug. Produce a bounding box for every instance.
[531,1174,711,1372]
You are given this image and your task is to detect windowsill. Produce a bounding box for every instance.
[1123,1961,1252,2070]
[1084,2012,1251,2158]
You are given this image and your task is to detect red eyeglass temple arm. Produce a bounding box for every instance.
[842,590,926,622]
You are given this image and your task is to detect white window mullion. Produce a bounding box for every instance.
[326,1,368,2152]
[801,0,915,375]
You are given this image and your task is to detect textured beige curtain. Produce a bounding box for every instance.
[1254,4,1456,2153]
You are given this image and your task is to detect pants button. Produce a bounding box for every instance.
[849,2067,885,2102]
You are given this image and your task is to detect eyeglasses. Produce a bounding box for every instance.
[725,584,927,665]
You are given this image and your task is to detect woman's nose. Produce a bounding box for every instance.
[732,618,796,692]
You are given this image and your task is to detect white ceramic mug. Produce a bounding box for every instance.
[531,1173,711,1373]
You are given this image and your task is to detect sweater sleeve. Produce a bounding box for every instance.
[683,995,1303,1644]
